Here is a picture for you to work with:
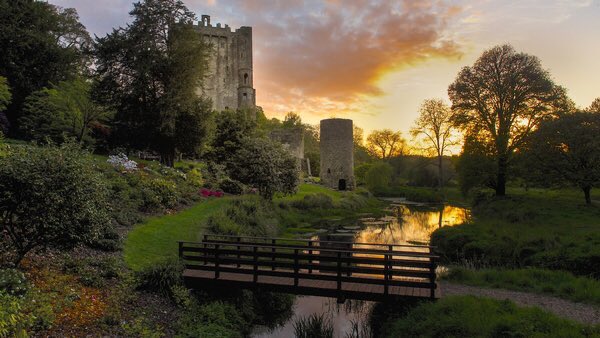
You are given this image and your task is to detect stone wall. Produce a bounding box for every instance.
[193,15,256,112]
[269,128,304,160]
[320,118,354,190]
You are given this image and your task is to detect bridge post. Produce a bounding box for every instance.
[336,251,342,293]
[178,242,183,259]
[388,245,393,282]
[308,241,313,274]
[430,256,437,299]
[253,246,258,283]
[272,239,276,271]
[294,249,299,286]
[214,244,220,279]
[384,252,389,296]
[237,237,241,268]
[203,234,208,265]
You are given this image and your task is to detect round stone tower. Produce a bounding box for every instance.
[320,118,354,190]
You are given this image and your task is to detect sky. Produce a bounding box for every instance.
[53,0,600,138]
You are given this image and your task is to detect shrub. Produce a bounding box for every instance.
[204,196,278,237]
[135,259,183,296]
[219,178,245,195]
[140,178,179,211]
[293,313,334,338]
[0,144,111,265]
[176,301,246,338]
[365,162,393,191]
[0,269,29,296]
[0,292,28,337]
[290,193,334,210]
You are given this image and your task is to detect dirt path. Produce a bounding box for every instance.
[440,282,600,325]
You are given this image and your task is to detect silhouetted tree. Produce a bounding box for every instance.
[0,76,11,134]
[411,98,457,188]
[586,97,600,113]
[448,45,568,196]
[366,129,406,160]
[526,112,600,204]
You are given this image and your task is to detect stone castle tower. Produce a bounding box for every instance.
[320,119,355,190]
[193,15,256,112]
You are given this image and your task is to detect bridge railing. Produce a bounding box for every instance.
[179,236,438,299]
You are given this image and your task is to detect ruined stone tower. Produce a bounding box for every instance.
[193,15,256,112]
[320,119,355,190]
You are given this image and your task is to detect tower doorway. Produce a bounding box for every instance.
[338,179,347,191]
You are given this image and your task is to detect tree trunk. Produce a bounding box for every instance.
[583,186,592,205]
[437,155,444,189]
[496,155,507,196]
[160,149,176,167]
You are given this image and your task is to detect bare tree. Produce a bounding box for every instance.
[411,98,456,188]
[366,129,406,159]
[448,44,567,196]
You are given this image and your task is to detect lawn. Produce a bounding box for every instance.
[123,197,231,271]
[431,187,600,277]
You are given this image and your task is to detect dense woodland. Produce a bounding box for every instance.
[1,0,599,337]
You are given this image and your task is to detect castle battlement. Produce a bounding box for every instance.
[193,15,256,112]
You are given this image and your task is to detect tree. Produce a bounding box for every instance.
[586,98,600,113]
[282,112,302,129]
[0,144,110,265]
[230,137,299,199]
[0,1,91,130]
[448,44,567,196]
[365,162,393,191]
[366,129,406,159]
[0,76,11,134]
[526,112,600,204]
[411,99,456,188]
[19,78,112,145]
[94,0,212,166]
[456,132,497,195]
[208,109,256,167]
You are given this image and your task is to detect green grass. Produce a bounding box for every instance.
[371,185,467,205]
[275,183,343,202]
[381,296,600,338]
[124,197,231,271]
[443,267,600,306]
[431,187,600,277]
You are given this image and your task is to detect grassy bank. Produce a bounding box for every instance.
[443,267,600,306]
[371,185,466,205]
[431,187,600,277]
[123,197,230,271]
[380,296,599,337]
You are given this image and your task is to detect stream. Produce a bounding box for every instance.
[253,198,470,337]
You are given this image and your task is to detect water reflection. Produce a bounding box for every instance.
[356,204,470,245]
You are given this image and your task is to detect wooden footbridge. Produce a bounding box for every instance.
[179,235,440,302]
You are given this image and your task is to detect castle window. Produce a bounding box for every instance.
[243,93,247,98]
[327,168,331,174]
[244,73,248,84]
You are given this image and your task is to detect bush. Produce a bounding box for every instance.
[135,259,183,297]
[381,296,598,337]
[219,178,245,195]
[176,301,246,338]
[0,269,29,296]
[0,143,111,265]
[204,196,278,237]
[0,292,28,337]
[140,178,179,211]
[293,313,334,338]
[289,193,334,210]
[365,162,393,191]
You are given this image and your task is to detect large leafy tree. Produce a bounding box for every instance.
[94,0,212,166]
[448,45,567,196]
[526,112,600,204]
[0,76,11,134]
[366,129,407,159]
[19,78,112,145]
[0,0,91,130]
[411,99,457,188]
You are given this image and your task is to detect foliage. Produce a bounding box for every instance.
[140,178,179,211]
[122,317,164,338]
[371,185,444,203]
[586,97,600,113]
[354,163,373,186]
[366,129,406,159]
[0,1,91,128]
[230,137,299,200]
[0,269,29,296]
[207,110,256,168]
[381,296,598,338]
[134,259,183,297]
[0,76,10,113]
[0,144,111,265]
[411,98,456,188]
[525,111,600,204]
[176,301,246,338]
[449,44,569,196]
[219,178,245,195]
[444,267,600,306]
[0,291,28,338]
[289,193,335,210]
[456,132,497,195]
[204,196,279,237]
[365,162,393,190]
[94,0,212,166]
[293,313,334,338]
[107,153,138,171]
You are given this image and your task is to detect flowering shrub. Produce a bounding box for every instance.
[0,269,29,296]
[199,188,224,198]
[141,179,179,211]
[107,153,138,171]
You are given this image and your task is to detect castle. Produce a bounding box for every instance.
[193,15,256,112]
